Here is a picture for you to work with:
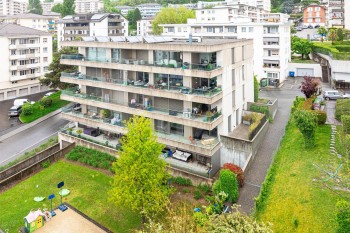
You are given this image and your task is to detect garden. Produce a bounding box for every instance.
[19,91,69,123]
[313,41,350,60]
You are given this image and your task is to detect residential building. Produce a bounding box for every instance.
[303,4,326,27]
[57,13,128,49]
[325,0,347,28]
[161,6,291,84]
[0,24,52,100]
[41,2,57,14]
[0,13,58,33]
[116,5,135,16]
[58,36,254,178]
[75,0,104,14]
[0,0,27,15]
[137,17,153,36]
[137,3,161,18]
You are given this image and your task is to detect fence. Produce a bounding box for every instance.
[0,143,75,188]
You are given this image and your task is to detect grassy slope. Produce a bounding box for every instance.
[19,91,69,123]
[256,123,347,233]
[0,160,140,232]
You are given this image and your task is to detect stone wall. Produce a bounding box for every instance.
[169,166,213,186]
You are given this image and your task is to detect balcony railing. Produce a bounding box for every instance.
[61,72,222,97]
[60,54,221,72]
[61,107,219,150]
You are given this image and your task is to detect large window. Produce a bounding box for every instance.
[155,73,183,89]
[86,48,106,61]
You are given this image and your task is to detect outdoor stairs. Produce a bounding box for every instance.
[330,125,342,158]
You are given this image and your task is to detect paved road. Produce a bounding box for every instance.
[0,114,68,166]
[295,28,318,40]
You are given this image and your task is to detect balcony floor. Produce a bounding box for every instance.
[228,124,249,140]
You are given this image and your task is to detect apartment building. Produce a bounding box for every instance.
[58,36,254,178]
[323,0,349,28]
[0,13,58,33]
[0,24,52,100]
[161,6,291,84]
[57,13,128,49]
[117,4,161,19]
[226,0,271,12]
[137,18,153,36]
[303,4,326,27]
[0,0,27,15]
[75,0,104,14]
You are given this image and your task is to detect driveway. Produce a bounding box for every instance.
[325,100,341,125]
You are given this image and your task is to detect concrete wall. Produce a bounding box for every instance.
[169,166,213,186]
[288,62,322,78]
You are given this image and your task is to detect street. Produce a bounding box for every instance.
[0,114,68,166]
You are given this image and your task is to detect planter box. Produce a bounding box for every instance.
[243,120,251,125]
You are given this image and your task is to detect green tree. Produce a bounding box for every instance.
[152,7,195,35]
[328,28,337,44]
[212,169,239,203]
[290,26,296,35]
[291,36,313,60]
[336,28,344,41]
[293,110,317,148]
[109,116,171,223]
[61,0,75,17]
[133,8,142,23]
[28,0,43,15]
[39,47,77,89]
[254,75,259,102]
[51,3,63,14]
[317,26,327,42]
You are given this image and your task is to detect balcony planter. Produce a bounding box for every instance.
[76,129,83,138]
[242,114,252,125]
[67,128,73,135]
[205,111,214,122]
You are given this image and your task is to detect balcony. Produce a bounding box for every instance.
[61,88,223,130]
[61,108,220,156]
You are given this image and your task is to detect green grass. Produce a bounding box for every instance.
[19,91,69,123]
[255,123,350,233]
[291,58,316,64]
[0,160,141,232]
[313,42,350,60]
[335,99,350,120]
[0,136,58,172]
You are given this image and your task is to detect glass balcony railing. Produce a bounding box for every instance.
[61,88,222,123]
[60,54,221,71]
[61,107,219,150]
[61,72,222,97]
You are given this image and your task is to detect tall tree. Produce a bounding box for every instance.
[109,116,171,223]
[133,8,142,23]
[39,47,77,89]
[328,28,337,45]
[61,0,75,17]
[336,28,344,41]
[317,26,327,42]
[291,36,313,60]
[152,7,195,35]
[51,3,63,14]
[28,0,43,15]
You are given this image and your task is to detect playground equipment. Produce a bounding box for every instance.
[57,181,69,211]
[48,194,56,217]
[24,209,45,233]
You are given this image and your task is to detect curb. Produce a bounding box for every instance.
[0,109,62,142]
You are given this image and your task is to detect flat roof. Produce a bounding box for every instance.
[0,23,51,36]
[0,13,54,19]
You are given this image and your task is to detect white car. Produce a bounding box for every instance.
[13,99,34,106]
[44,92,55,97]
[342,93,350,99]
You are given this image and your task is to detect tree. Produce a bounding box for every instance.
[293,110,317,148]
[212,169,239,203]
[290,26,296,35]
[328,28,337,45]
[336,28,344,41]
[61,0,75,17]
[39,47,77,89]
[254,75,259,102]
[109,116,171,223]
[291,36,313,60]
[133,8,142,23]
[28,0,43,15]
[317,26,327,42]
[152,7,195,35]
[299,76,320,98]
[51,3,63,14]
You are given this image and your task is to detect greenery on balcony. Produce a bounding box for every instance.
[312,42,350,60]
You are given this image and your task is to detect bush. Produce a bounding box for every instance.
[21,103,33,116]
[222,163,244,187]
[100,109,111,118]
[254,75,259,102]
[212,169,239,203]
[172,176,192,186]
[197,183,211,195]
[291,96,305,113]
[39,97,53,108]
[335,99,350,120]
[248,113,265,140]
[313,110,327,125]
[303,97,315,110]
[41,160,51,168]
[194,189,202,200]
[250,104,269,117]
[336,200,350,233]
[341,115,350,133]
[293,110,317,148]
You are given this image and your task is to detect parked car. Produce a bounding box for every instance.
[13,99,34,106]
[308,25,314,29]
[323,90,343,100]
[302,25,308,29]
[296,26,302,31]
[342,93,350,99]
[8,105,22,117]
[44,92,55,97]
[314,25,320,28]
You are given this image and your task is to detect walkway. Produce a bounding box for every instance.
[237,77,302,214]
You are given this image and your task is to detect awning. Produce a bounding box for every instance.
[263,37,279,42]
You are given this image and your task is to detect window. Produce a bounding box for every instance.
[232,91,235,107]
[178,27,182,32]
[242,84,245,100]
[228,26,237,32]
[43,57,48,62]
[242,27,246,32]
[43,38,48,43]
[201,10,204,14]
[207,27,213,32]
[231,48,235,64]
[11,71,16,76]
[168,27,174,33]
[20,70,27,76]
[43,47,48,53]
[242,65,245,81]
[232,69,235,86]
[19,39,27,44]
[44,66,49,72]
[219,27,223,32]
[249,27,253,32]
[11,60,16,65]
[10,39,16,45]
[30,69,35,74]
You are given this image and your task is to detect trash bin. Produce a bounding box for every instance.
[289,71,295,77]
[261,79,268,87]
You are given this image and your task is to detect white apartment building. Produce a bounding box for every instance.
[0,13,58,33]
[137,3,161,18]
[161,6,291,84]
[41,2,57,14]
[116,5,135,16]
[57,13,128,49]
[75,0,104,14]
[0,24,52,100]
[137,18,153,36]
[58,36,254,178]
[0,0,27,15]
[322,0,350,29]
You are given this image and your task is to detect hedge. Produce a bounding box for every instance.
[333,45,350,53]
[212,169,239,203]
[336,200,350,233]
[222,163,244,187]
[335,99,350,120]
[313,43,350,60]
[313,110,327,125]
[250,104,269,117]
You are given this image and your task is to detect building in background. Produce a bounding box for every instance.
[137,17,153,36]
[0,13,58,33]
[325,0,346,28]
[0,24,52,100]
[58,36,254,178]
[57,13,128,49]
[137,3,161,18]
[75,0,104,14]
[116,5,135,16]
[161,5,291,85]
[0,0,27,15]
[303,4,326,27]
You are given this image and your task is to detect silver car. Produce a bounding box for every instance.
[323,90,345,100]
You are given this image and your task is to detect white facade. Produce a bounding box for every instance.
[161,7,291,83]
[344,0,350,29]
[137,3,161,18]
[116,6,135,16]
[324,0,346,28]
[0,13,58,32]
[137,18,153,36]
[57,13,129,49]
[0,0,27,15]
[0,24,52,101]
[75,0,104,14]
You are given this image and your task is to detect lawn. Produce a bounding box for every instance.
[0,160,141,232]
[335,99,350,120]
[19,91,69,123]
[291,58,316,64]
[255,122,350,232]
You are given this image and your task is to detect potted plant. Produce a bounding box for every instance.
[76,129,83,138]
[242,114,252,125]
[100,109,111,118]
[206,111,214,122]
[67,127,73,135]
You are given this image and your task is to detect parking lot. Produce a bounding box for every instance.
[295,28,318,40]
[0,91,53,134]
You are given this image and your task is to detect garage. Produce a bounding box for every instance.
[7,90,16,99]
[19,88,28,96]
[31,86,39,94]
[297,68,314,77]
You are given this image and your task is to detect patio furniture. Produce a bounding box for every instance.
[173,150,192,162]
[83,127,98,137]
[169,110,177,116]
[183,108,192,118]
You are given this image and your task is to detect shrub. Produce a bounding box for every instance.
[39,97,53,108]
[335,99,350,120]
[197,183,211,195]
[341,115,350,134]
[194,189,202,200]
[212,169,239,203]
[100,109,111,118]
[222,163,244,187]
[300,77,320,98]
[41,160,51,168]
[336,200,350,233]
[248,113,265,140]
[250,104,269,117]
[172,176,192,186]
[303,97,315,110]
[313,110,327,125]
[291,96,305,113]
[21,103,33,116]
[254,75,259,102]
[293,110,317,148]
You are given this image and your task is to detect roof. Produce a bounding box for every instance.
[24,210,45,223]
[0,13,54,19]
[0,23,51,36]
[57,13,122,24]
